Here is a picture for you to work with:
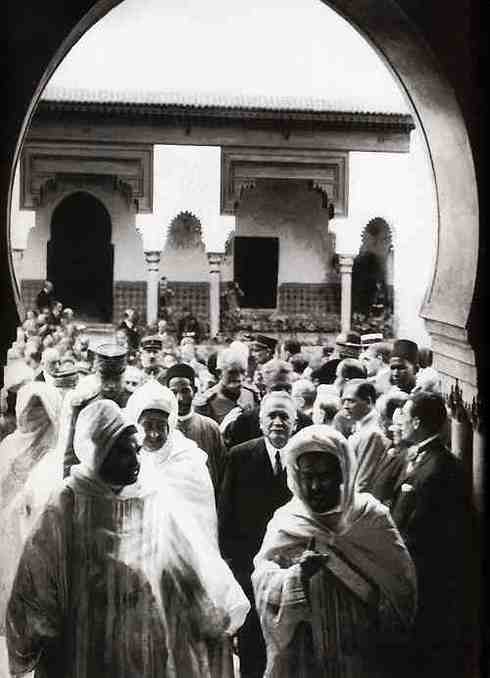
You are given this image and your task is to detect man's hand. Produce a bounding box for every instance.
[299,537,329,580]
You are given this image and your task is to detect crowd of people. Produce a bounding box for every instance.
[0,281,479,678]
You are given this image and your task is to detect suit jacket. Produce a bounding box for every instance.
[218,437,291,583]
[391,436,476,650]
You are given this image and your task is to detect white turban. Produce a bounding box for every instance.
[73,399,135,473]
[125,380,178,431]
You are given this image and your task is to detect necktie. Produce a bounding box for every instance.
[274,449,283,476]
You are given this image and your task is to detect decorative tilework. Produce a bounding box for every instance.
[278,283,340,315]
[169,281,209,322]
[20,279,44,315]
[114,281,147,325]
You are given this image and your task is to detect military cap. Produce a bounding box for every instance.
[94,343,127,374]
[51,364,79,390]
[253,335,278,351]
[140,335,164,352]
[391,339,419,365]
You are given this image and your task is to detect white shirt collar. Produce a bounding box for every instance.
[178,408,194,422]
[264,437,286,472]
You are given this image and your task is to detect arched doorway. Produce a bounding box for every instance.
[47,192,113,322]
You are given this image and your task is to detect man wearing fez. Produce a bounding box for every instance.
[139,335,167,384]
[166,362,227,495]
[389,339,419,393]
[56,344,132,477]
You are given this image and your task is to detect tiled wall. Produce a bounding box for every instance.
[168,281,210,322]
[278,283,340,315]
[20,279,44,314]
[113,281,147,325]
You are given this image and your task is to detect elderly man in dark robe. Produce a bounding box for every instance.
[6,399,249,678]
[252,425,417,678]
[164,362,227,496]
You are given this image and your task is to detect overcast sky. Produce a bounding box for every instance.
[48,0,408,112]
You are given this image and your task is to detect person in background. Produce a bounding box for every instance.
[194,348,259,425]
[224,359,312,449]
[35,280,54,312]
[291,378,317,419]
[24,340,44,381]
[157,318,177,352]
[165,362,227,496]
[389,339,419,393]
[312,331,363,385]
[139,335,167,384]
[311,387,342,426]
[177,306,201,344]
[367,389,411,504]
[123,364,145,394]
[118,308,140,352]
[391,390,477,678]
[413,347,442,393]
[360,340,392,394]
[330,359,368,438]
[218,392,296,678]
[280,338,301,362]
[252,425,416,678]
[340,379,390,492]
[250,335,277,371]
[0,382,62,633]
[289,352,310,377]
[57,344,132,478]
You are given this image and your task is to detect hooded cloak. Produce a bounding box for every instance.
[252,425,417,678]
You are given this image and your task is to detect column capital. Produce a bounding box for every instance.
[207,251,223,272]
[144,250,161,272]
[338,254,355,272]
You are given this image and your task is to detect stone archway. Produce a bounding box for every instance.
[48,191,113,322]
[1,1,482,399]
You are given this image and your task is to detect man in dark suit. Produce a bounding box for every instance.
[391,390,477,678]
[218,391,297,678]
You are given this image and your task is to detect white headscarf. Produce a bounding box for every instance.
[285,424,357,520]
[73,399,136,475]
[125,380,178,432]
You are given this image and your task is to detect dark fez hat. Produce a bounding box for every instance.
[94,343,127,375]
[140,335,164,351]
[254,335,278,351]
[391,339,419,364]
[165,362,197,386]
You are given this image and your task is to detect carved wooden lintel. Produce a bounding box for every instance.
[20,142,154,213]
[221,147,348,216]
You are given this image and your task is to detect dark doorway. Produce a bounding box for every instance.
[234,236,279,308]
[47,192,113,322]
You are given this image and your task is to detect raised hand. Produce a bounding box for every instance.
[299,537,329,580]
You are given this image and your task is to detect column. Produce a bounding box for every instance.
[338,255,354,334]
[207,253,222,339]
[471,397,484,514]
[144,250,161,327]
[447,380,473,476]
